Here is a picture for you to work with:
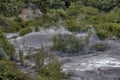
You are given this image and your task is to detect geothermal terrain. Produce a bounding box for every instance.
[1,1,120,80]
[62,48,120,80]
[8,28,120,80]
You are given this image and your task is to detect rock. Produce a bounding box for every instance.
[106,36,118,42]
[89,34,100,46]
[10,28,72,50]
[5,33,19,39]
[105,40,120,48]
[19,3,42,21]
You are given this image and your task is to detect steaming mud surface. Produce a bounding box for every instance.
[61,48,120,80]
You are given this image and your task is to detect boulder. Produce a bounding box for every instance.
[89,34,100,46]
[19,3,42,21]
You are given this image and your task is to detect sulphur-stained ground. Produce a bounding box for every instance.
[61,48,120,80]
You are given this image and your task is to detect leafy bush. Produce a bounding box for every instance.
[47,9,67,22]
[19,27,32,36]
[0,60,30,80]
[0,32,15,60]
[97,9,120,24]
[0,0,23,17]
[34,49,48,68]
[80,0,119,11]
[0,16,21,32]
[36,57,70,80]
[66,3,99,19]
[51,34,85,53]
[31,49,70,80]
[65,19,88,32]
[94,23,120,39]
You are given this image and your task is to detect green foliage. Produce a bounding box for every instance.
[97,8,120,23]
[36,58,69,80]
[19,27,32,36]
[65,19,88,32]
[47,9,67,22]
[23,19,43,31]
[1,0,120,39]
[34,49,48,68]
[0,0,23,17]
[0,32,15,60]
[0,60,30,80]
[0,15,21,32]
[33,49,70,80]
[51,34,85,53]
[1,1,120,80]
[23,14,57,29]
[29,0,65,13]
[94,23,120,39]
[66,3,99,19]
[80,0,119,11]
[49,0,65,9]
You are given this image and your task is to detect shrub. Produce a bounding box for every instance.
[0,0,23,17]
[51,34,85,53]
[66,3,99,19]
[19,27,32,36]
[0,16,21,32]
[97,9,120,24]
[23,19,43,29]
[36,57,70,80]
[47,9,67,22]
[0,60,30,80]
[64,19,88,32]
[80,0,119,11]
[34,49,48,68]
[0,32,15,60]
[94,23,120,39]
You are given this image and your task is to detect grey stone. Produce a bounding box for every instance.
[89,34,100,46]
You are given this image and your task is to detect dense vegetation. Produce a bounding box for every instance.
[0,0,120,80]
[0,60,30,80]
[35,52,70,80]
[1,0,119,58]
[1,0,120,38]
[52,34,85,53]
[0,31,15,60]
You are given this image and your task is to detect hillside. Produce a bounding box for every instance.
[0,0,120,80]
